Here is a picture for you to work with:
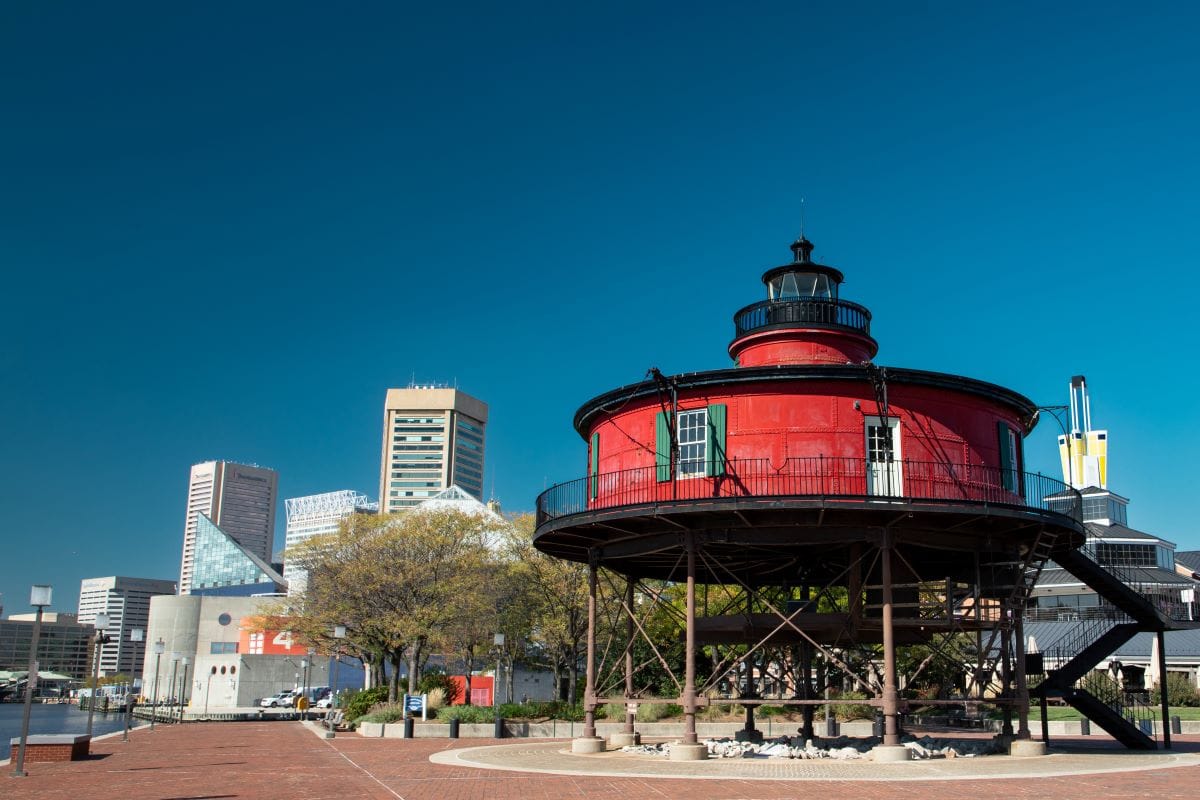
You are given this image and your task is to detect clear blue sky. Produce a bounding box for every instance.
[3,2,1198,614]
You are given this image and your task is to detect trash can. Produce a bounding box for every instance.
[1171,716,1182,734]
[824,716,838,736]
[449,718,460,739]
[494,716,505,738]
[1080,718,1091,736]
[872,713,885,738]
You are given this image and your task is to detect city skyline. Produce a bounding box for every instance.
[3,3,1200,612]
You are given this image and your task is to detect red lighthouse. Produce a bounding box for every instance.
[535,234,1160,759]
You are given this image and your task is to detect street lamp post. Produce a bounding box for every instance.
[331,625,346,707]
[300,655,311,721]
[86,612,111,737]
[325,625,347,737]
[149,639,164,730]
[178,657,190,723]
[167,653,180,725]
[12,584,52,778]
[492,633,505,739]
[123,628,143,742]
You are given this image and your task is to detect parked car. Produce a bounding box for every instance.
[260,690,296,708]
[315,694,334,709]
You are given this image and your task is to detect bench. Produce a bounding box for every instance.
[325,710,347,732]
[10,734,90,762]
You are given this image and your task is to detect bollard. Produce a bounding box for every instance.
[1080,717,1090,735]
[824,716,838,736]
[449,718,460,739]
[1171,716,1182,735]
[494,716,505,738]
[872,713,885,738]
[403,716,415,738]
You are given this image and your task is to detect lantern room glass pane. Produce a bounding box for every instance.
[768,272,834,301]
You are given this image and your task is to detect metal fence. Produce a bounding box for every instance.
[536,457,1081,526]
[733,297,873,339]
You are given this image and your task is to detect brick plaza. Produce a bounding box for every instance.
[7,722,1200,799]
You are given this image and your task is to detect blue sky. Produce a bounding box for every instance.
[2,2,1198,614]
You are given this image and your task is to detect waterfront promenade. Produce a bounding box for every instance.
[7,722,1200,800]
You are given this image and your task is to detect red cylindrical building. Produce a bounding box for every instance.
[535,235,1084,759]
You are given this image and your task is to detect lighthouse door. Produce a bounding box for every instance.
[865,417,902,497]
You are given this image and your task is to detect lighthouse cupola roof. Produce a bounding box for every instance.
[729,234,877,367]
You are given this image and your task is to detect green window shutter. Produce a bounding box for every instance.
[706,404,727,477]
[655,411,671,482]
[589,432,599,499]
[997,421,1013,491]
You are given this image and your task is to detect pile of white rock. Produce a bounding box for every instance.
[620,734,1004,760]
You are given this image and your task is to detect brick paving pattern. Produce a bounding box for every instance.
[5,722,1200,800]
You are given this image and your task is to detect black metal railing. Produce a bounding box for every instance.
[536,457,1081,527]
[732,297,873,339]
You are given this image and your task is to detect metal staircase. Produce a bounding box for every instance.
[972,528,1061,693]
[1031,539,1195,748]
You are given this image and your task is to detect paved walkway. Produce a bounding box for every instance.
[6,722,1200,799]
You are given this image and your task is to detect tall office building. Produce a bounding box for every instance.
[179,461,279,595]
[77,576,176,677]
[379,387,488,511]
[283,490,378,593]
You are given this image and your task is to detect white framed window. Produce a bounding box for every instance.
[678,409,708,478]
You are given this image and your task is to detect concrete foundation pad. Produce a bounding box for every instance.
[872,744,912,762]
[669,743,709,761]
[1009,739,1048,757]
[609,732,641,747]
[571,736,606,754]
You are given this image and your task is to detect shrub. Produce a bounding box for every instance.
[831,690,874,721]
[344,686,390,721]
[437,704,496,724]
[426,687,446,710]
[417,672,460,705]
[636,702,680,722]
[757,705,787,718]
[1153,673,1200,707]
[358,701,407,724]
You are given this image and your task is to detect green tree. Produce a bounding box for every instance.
[501,515,591,702]
[266,508,497,702]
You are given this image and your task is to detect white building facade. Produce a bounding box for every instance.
[77,576,176,677]
[283,490,377,593]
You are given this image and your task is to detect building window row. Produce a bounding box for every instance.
[391,444,443,452]
[456,426,483,443]
[394,416,445,425]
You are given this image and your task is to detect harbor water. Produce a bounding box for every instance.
[1,702,138,745]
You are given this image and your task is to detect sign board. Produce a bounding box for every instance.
[403,693,428,720]
[626,703,638,715]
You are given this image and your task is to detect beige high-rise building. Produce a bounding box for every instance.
[380,387,488,511]
[179,461,278,595]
